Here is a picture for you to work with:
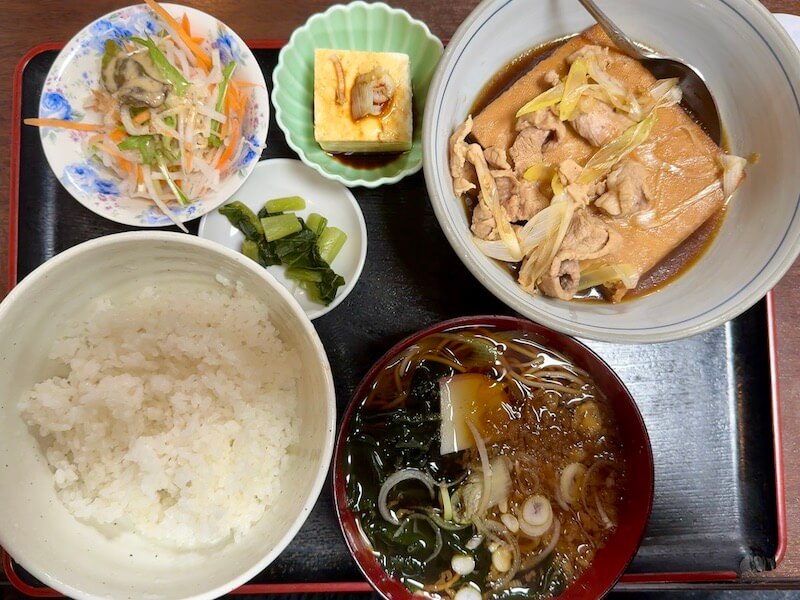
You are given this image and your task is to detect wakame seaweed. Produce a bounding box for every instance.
[344,359,491,592]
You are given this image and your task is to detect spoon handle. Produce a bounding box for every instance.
[576,0,646,60]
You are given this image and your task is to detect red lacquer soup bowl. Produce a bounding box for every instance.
[333,315,653,600]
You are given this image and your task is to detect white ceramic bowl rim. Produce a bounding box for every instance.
[0,231,336,600]
[423,0,800,342]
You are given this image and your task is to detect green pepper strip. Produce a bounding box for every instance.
[209,61,237,147]
[156,155,190,206]
[129,36,189,96]
[118,135,158,165]
[118,135,190,206]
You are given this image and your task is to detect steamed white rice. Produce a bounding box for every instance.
[20,279,300,549]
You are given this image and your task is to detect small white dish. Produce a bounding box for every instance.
[37,3,269,227]
[199,158,367,319]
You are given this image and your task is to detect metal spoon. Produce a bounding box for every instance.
[577,0,722,144]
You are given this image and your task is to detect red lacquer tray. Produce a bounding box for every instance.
[1,40,786,596]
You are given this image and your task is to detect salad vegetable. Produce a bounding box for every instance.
[24,0,260,230]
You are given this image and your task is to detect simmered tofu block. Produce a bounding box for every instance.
[314,48,413,153]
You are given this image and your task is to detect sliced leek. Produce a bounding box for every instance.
[551,171,565,196]
[586,56,641,118]
[516,82,564,118]
[578,111,657,185]
[517,201,570,254]
[523,163,555,182]
[718,153,747,200]
[559,59,589,121]
[577,263,637,291]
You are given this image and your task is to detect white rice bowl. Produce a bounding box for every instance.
[21,280,300,549]
[0,232,335,600]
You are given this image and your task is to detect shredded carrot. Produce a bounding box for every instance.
[109,128,127,143]
[117,157,135,177]
[24,118,106,132]
[217,120,239,170]
[144,0,212,70]
[226,82,241,113]
[137,165,144,186]
[191,37,205,45]
[133,109,151,124]
[181,12,191,36]
[235,81,260,88]
[185,148,193,172]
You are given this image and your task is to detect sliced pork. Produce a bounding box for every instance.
[509,127,548,176]
[449,116,477,196]
[595,159,651,217]
[570,97,633,147]
[504,180,549,222]
[516,108,566,151]
[471,201,497,240]
[485,145,512,170]
[467,143,503,240]
[538,209,620,299]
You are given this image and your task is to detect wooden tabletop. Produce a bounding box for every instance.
[0,0,799,591]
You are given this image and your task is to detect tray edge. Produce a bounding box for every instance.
[3,40,787,597]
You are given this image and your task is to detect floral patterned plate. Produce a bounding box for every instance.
[36,3,268,227]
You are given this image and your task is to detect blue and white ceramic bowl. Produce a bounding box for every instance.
[37,3,268,227]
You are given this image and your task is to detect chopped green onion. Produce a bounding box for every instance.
[265,195,306,214]
[261,214,302,242]
[163,115,177,128]
[306,212,328,236]
[317,226,347,264]
[130,36,189,96]
[101,39,119,70]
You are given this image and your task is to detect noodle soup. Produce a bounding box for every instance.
[340,322,627,599]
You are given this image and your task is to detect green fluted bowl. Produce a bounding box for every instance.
[272,1,443,188]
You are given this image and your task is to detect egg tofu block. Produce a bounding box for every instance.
[314,48,413,153]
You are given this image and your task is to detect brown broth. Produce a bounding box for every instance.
[343,327,624,599]
[470,36,575,116]
[466,41,727,302]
